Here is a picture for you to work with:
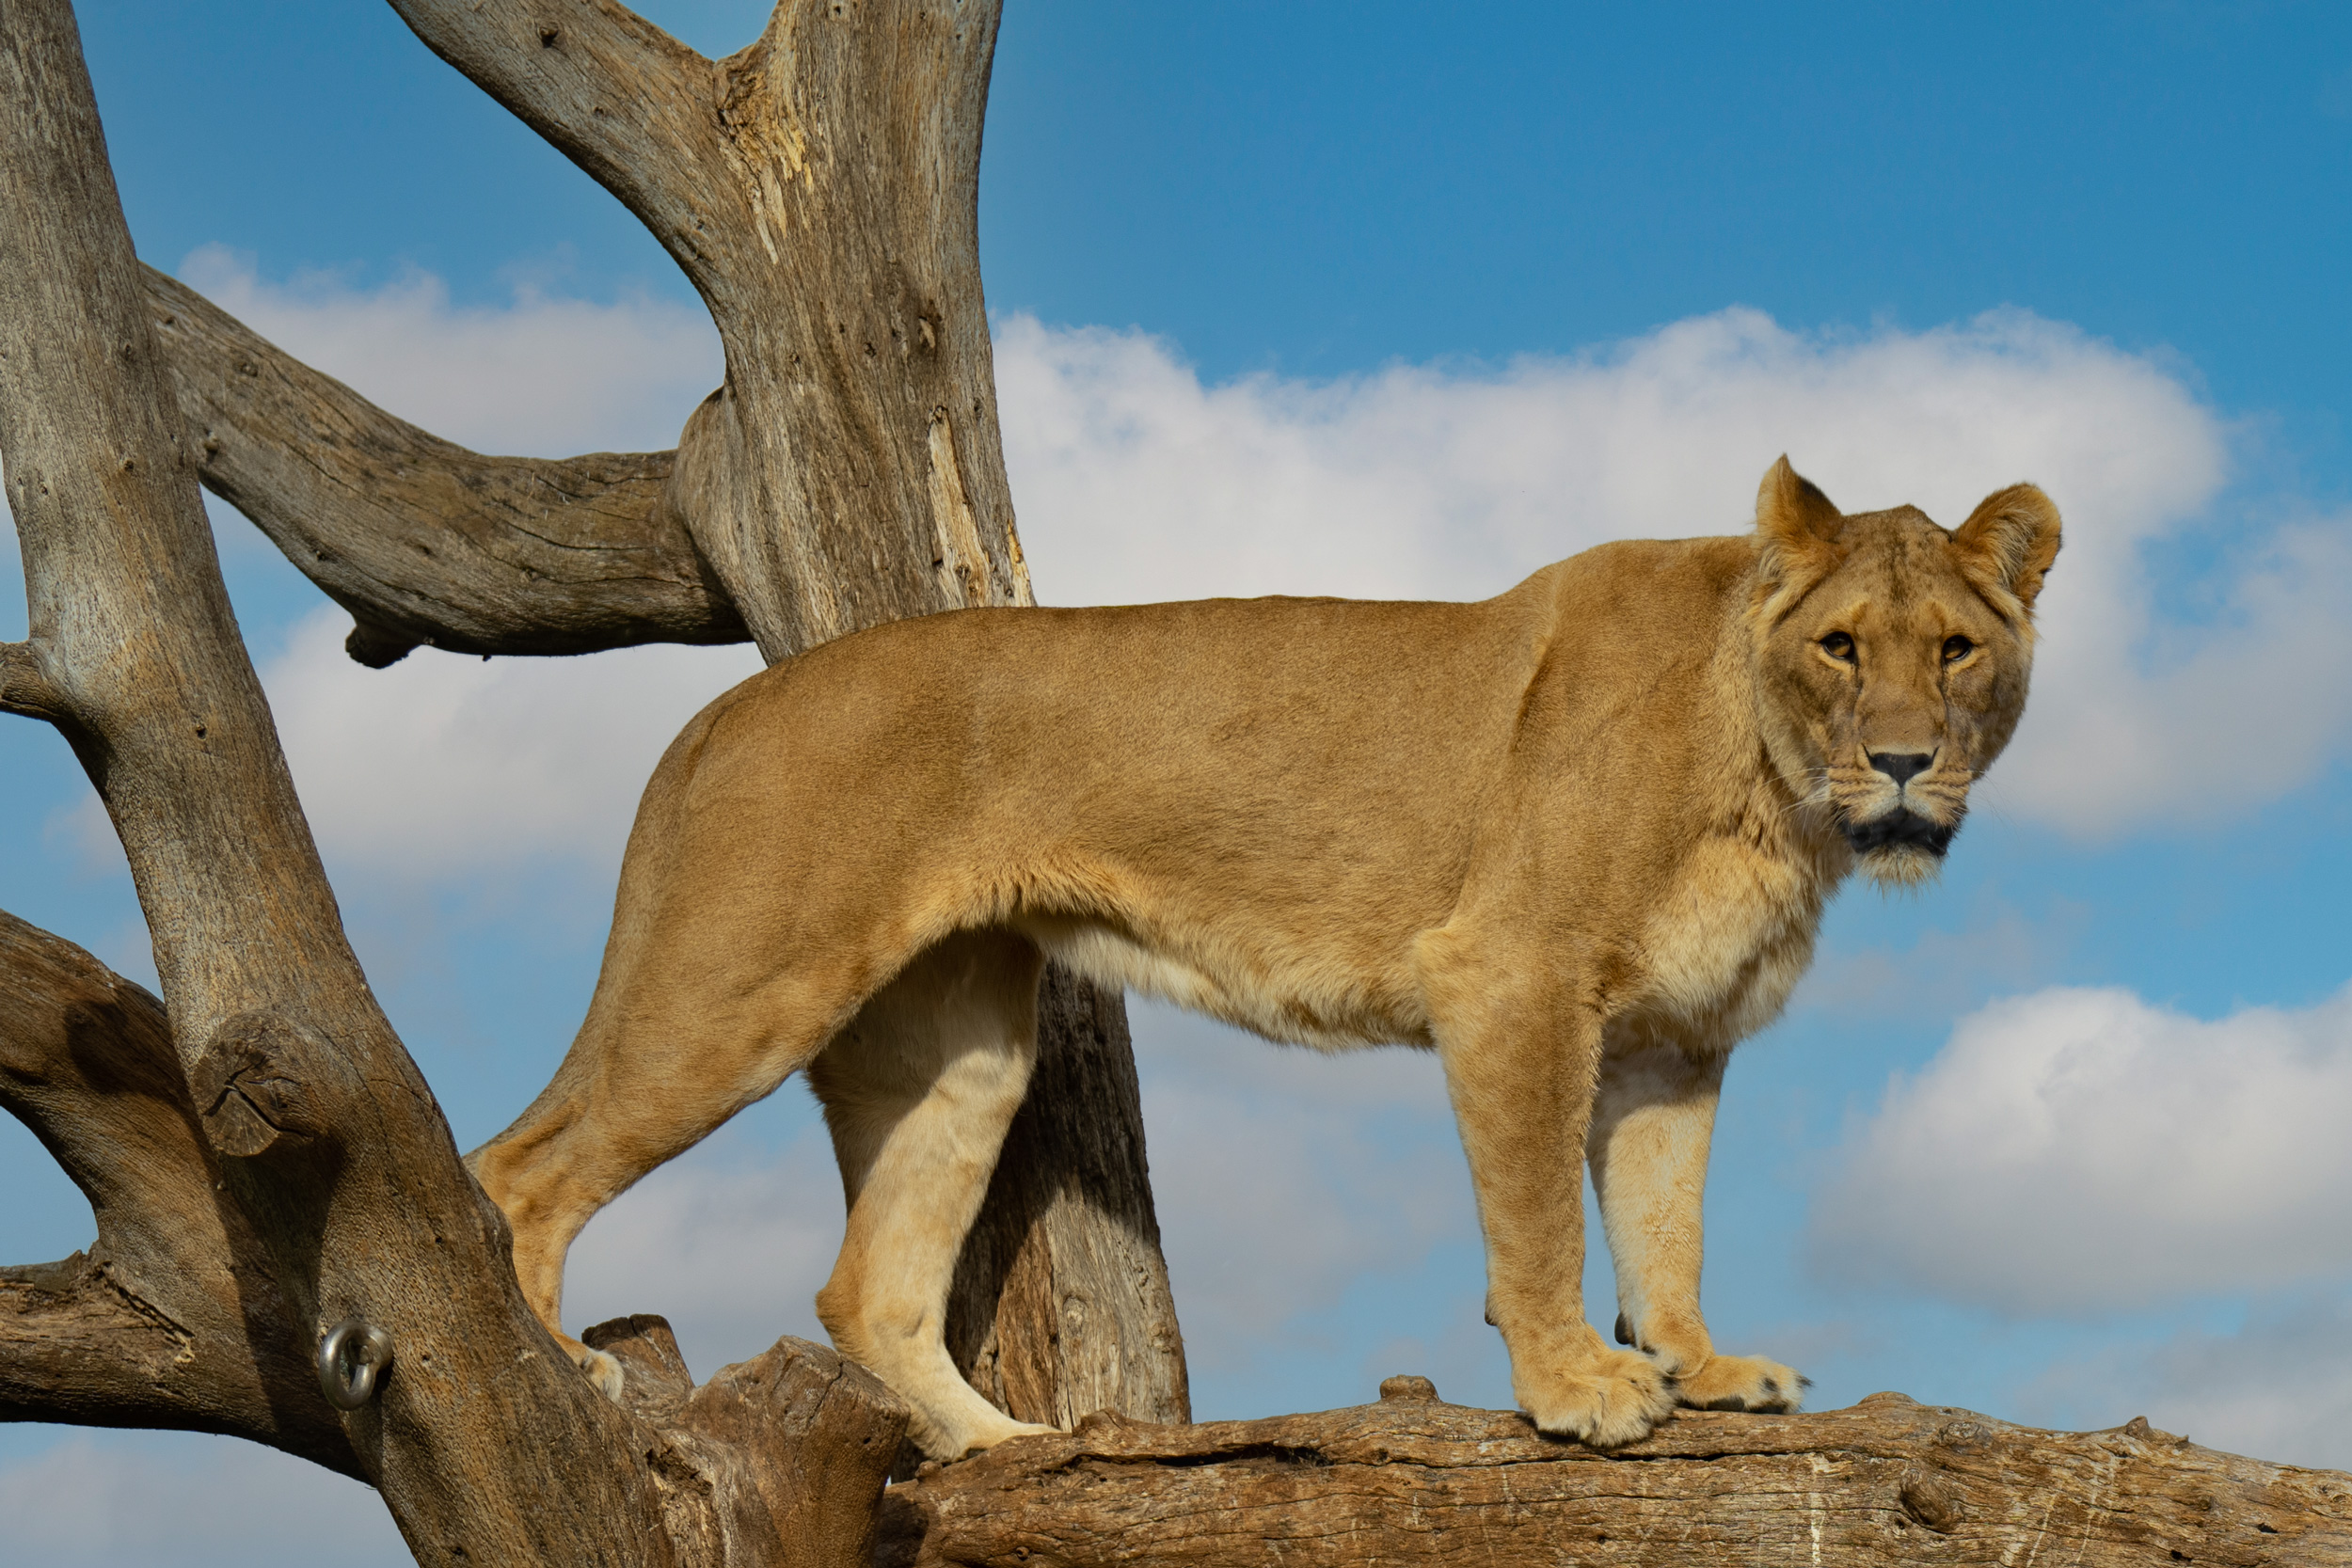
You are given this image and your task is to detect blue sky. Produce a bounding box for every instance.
[6,3,2352,1560]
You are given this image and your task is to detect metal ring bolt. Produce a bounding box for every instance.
[317,1316,394,1410]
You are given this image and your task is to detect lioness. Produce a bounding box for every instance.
[470,457,2059,1457]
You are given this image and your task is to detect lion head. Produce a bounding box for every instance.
[1746,456,2062,887]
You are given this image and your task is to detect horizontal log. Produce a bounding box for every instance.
[142,265,746,664]
[881,1383,2352,1567]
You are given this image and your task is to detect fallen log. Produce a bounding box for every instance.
[882,1377,2352,1567]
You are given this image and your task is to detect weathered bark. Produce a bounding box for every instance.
[141,265,744,667]
[0,6,908,1561]
[0,909,356,1469]
[385,0,1033,657]
[0,907,912,1565]
[577,1315,908,1568]
[883,1384,2352,1567]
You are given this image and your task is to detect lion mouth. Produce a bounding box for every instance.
[1840,807,1957,858]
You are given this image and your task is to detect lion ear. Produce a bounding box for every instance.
[1750,457,1845,617]
[1952,483,2062,616]
[1754,455,1845,559]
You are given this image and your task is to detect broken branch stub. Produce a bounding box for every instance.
[190,1011,335,1161]
[142,265,748,665]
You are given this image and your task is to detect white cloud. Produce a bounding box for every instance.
[258,609,760,880]
[1810,983,2352,1314]
[2020,1294,2352,1471]
[1787,906,2069,1022]
[177,245,721,456]
[995,308,2352,837]
[0,1432,405,1567]
[57,608,760,883]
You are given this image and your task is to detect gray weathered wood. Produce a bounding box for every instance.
[882,1386,2352,1567]
[0,5,781,1560]
[142,265,744,665]
[0,910,355,1468]
[0,906,912,1565]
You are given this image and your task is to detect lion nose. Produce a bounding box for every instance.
[1868,751,1934,787]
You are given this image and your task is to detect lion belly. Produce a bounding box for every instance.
[1016,914,1430,1053]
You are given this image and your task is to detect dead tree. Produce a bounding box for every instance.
[4,0,2349,1564]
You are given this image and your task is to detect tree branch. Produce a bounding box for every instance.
[0,910,356,1469]
[883,1387,2352,1567]
[0,640,70,721]
[383,0,743,290]
[142,266,746,665]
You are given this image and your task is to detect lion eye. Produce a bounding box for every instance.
[1943,635,1975,664]
[1820,632,1855,662]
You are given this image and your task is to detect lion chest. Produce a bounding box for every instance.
[1623,835,1825,1053]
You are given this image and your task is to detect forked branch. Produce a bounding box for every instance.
[2,3,687,1555]
[0,641,69,721]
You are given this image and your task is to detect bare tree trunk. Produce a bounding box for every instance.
[0,910,909,1567]
[0,5,672,1555]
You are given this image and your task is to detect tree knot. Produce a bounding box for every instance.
[193,1011,331,1159]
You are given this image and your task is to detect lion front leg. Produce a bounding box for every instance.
[1422,941,1676,1448]
[1588,1038,1804,1414]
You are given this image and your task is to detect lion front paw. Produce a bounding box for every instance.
[1521,1346,1677,1448]
[1671,1352,1805,1414]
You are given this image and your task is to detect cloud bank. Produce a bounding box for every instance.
[1811,983,2352,1314]
[996,309,2352,838]
[261,610,759,880]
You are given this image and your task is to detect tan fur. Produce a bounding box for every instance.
[469,458,2060,1457]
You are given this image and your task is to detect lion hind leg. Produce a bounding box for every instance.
[470,955,882,1400]
[808,929,1055,1461]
